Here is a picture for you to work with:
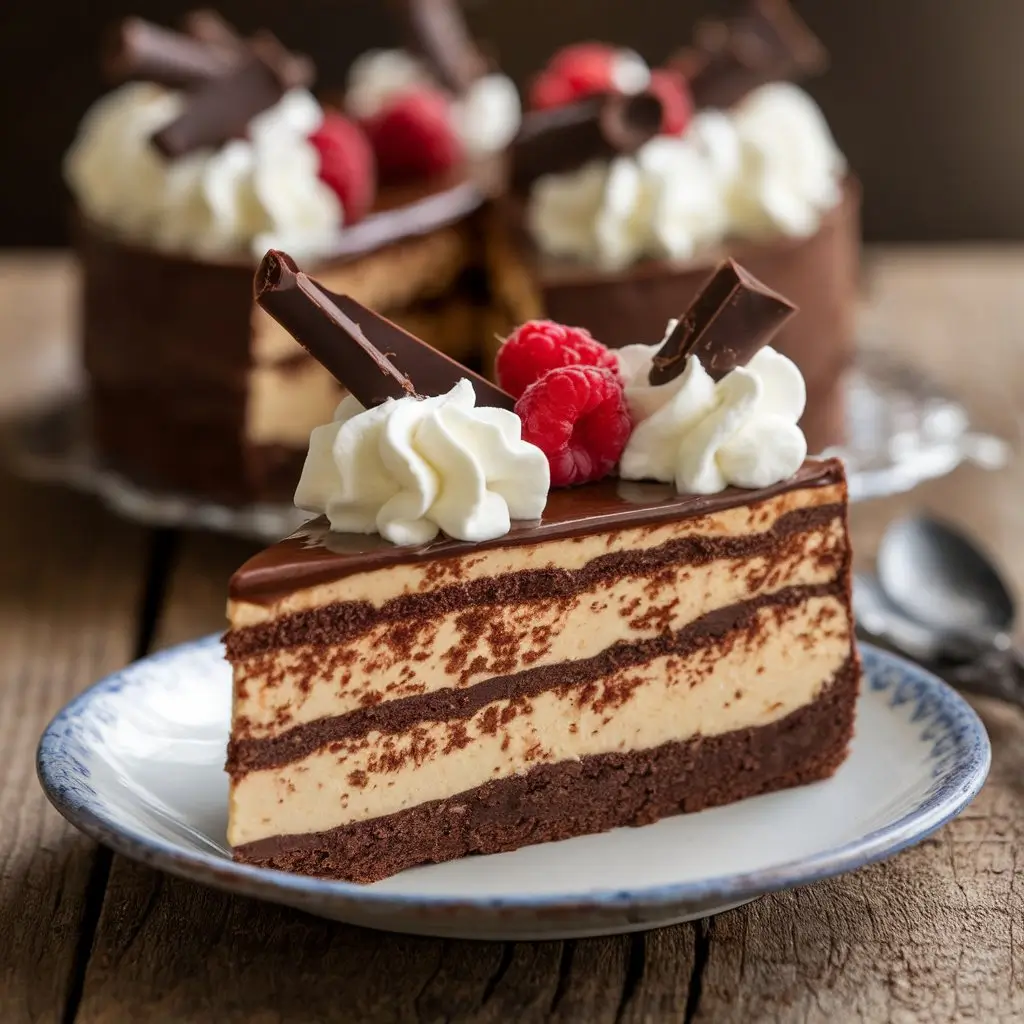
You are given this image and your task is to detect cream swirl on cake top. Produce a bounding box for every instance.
[528,83,845,270]
[617,326,808,494]
[65,84,341,260]
[295,379,549,546]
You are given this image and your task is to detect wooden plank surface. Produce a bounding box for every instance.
[1,250,1022,1022]
[0,473,149,1023]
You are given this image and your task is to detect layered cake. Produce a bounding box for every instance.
[488,0,859,452]
[66,5,521,502]
[224,253,859,882]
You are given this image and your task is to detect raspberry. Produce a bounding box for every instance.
[363,88,464,183]
[529,43,651,110]
[496,320,620,399]
[308,113,376,223]
[516,366,632,487]
[528,70,578,111]
[648,68,693,135]
[529,43,616,109]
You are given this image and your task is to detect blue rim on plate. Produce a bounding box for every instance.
[37,636,990,918]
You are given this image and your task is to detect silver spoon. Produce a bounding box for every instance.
[875,515,1024,705]
[852,572,946,663]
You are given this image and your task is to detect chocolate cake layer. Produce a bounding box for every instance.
[228,579,840,775]
[486,180,861,453]
[233,655,858,883]
[230,458,844,603]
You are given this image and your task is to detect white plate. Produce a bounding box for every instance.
[37,638,989,940]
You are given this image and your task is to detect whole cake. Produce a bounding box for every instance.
[66,5,520,502]
[487,0,859,453]
[224,252,859,882]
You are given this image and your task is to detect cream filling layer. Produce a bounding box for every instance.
[246,359,344,448]
[228,596,851,845]
[229,482,845,627]
[233,519,846,738]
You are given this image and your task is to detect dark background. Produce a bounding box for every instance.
[5,0,1024,245]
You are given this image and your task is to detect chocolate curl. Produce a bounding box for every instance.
[387,0,489,93]
[511,91,664,193]
[649,259,797,385]
[671,0,828,110]
[101,17,236,88]
[255,251,418,407]
[254,251,516,411]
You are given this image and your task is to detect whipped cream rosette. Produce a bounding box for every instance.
[619,338,807,492]
[296,381,548,545]
[66,83,342,260]
[525,82,845,269]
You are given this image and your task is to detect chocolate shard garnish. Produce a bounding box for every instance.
[387,0,489,93]
[671,0,828,110]
[324,294,516,412]
[649,259,797,385]
[101,16,237,88]
[254,251,516,411]
[255,251,419,408]
[152,51,294,158]
[511,91,664,193]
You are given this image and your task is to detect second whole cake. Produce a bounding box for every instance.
[66,5,520,503]
[487,0,860,454]
[224,253,860,882]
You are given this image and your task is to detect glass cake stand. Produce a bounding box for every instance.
[3,345,1011,543]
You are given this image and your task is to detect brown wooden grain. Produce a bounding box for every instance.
[0,474,148,1023]
[2,249,1023,1022]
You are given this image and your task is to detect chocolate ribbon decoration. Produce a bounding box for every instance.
[386,0,489,93]
[255,250,516,411]
[511,90,664,194]
[670,0,828,110]
[649,259,797,385]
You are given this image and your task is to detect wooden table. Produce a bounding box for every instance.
[1,250,1022,1023]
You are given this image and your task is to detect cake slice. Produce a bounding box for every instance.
[224,255,859,882]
